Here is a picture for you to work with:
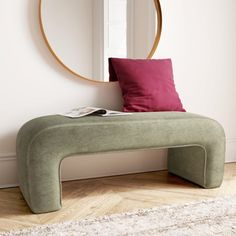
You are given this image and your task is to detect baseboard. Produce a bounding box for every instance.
[0,139,235,188]
[0,149,168,188]
[0,156,18,188]
[225,138,236,163]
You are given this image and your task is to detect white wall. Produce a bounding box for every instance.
[0,0,236,187]
[157,0,236,162]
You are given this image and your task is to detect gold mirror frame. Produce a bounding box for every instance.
[39,0,162,83]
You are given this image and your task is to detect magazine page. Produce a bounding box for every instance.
[59,107,132,118]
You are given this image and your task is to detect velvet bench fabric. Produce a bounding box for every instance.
[16,112,225,213]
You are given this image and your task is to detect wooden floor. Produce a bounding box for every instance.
[0,163,235,233]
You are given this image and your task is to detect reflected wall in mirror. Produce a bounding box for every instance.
[39,0,162,82]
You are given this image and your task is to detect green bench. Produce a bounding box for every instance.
[16,112,225,213]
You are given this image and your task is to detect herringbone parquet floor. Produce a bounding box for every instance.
[0,163,235,233]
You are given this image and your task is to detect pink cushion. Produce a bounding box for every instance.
[109,58,185,112]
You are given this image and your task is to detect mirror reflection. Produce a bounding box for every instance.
[40,0,161,82]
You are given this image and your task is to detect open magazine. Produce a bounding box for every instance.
[59,107,132,118]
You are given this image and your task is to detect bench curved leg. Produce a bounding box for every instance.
[19,158,62,214]
[168,145,225,188]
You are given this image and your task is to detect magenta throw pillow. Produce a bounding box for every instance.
[109,58,185,112]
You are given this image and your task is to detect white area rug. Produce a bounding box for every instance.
[1,196,236,236]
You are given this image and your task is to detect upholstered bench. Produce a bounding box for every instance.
[16,112,225,213]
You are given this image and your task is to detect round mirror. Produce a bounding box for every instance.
[39,0,162,82]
